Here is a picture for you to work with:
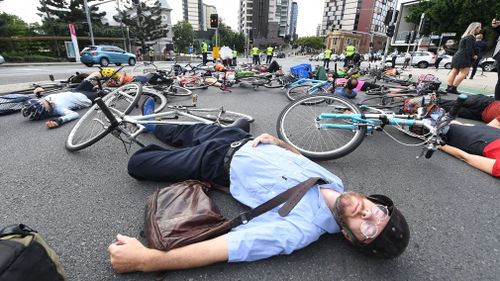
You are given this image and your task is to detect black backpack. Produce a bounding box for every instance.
[0,224,66,281]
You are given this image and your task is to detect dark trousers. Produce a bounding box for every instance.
[469,58,480,78]
[440,94,493,121]
[202,52,208,65]
[391,57,397,68]
[435,57,443,69]
[323,58,330,69]
[496,58,500,100]
[232,57,237,66]
[252,55,260,65]
[266,55,273,64]
[127,124,250,186]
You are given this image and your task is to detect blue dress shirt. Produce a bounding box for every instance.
[227,142,344,262]
[44,91,92,124]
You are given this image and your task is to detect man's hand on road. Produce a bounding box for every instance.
[108,234,150,273]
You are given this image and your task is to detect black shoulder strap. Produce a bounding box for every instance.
[0,224,36,238]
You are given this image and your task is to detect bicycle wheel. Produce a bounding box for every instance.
[65,83,143,152]
[164,85,192,96]
[132,62,158,75]
[277,94,366,160]
[286,84,328,101]
[141,87,168,113]
[187,108,255,124]
[236,76,271,86]
[263,77,285,88]
[360,94,414,110]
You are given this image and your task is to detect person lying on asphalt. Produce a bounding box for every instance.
[107,98,410,273]
[440,117,500,178]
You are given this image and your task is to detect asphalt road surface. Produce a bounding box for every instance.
[0,58,499,281]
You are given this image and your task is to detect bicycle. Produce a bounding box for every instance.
[284,78,332,101]
[65,83,255,152]
[7,74,81,96]
[276,93,467,160]
[132,61,159,75]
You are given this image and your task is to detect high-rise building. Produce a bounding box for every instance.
[320,0,398,52]
[289,1,298,40]
[182,0,203,31]
[202,4,217,31]
[238,0,291,46]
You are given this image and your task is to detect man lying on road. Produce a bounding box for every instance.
[107,98,410,273]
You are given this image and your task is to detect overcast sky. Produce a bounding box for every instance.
[0,0,409,36]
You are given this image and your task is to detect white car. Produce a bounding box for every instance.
[395,51,436,68]
[0,54,4,64]
[439,54,453,69]
[479,57,498,72]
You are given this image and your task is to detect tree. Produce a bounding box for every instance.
[406,0,500,42]
[295,36,325,50]
[172,21,194,54]
[114,0,167,52]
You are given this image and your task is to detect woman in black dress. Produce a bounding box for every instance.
[446,22,482,94]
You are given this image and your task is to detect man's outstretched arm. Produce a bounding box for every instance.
[251,133,301,155]
[108,233,228,273]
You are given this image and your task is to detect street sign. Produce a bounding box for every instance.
[430,35,440,39]
[441,32,456,37]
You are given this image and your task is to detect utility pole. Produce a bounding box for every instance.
[83,0,95,45]
[116,0,127,51]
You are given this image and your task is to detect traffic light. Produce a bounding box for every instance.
[384,9,398,26]
[405,33,410,43]
[386,25,395,37]
[420,17,431,35]
[410,31,417,43]
[210,14,219,28]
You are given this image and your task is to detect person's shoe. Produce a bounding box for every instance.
[225,118,250,133]
[446,85,458,94]
[139,96,156,133]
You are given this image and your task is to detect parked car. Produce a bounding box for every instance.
[439,54,453,69]
[0,54,4,64]
[395,51,436,68]
[80,45,136,67]
[479,57,498,72]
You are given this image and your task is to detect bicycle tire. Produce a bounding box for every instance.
[360,94,415,110]
[276,94,366,160]
[263,77,285,88]
[187,108,255,124]
[236,76,271,86]
[132,62,158,75]
[65,83,143,152]
[141,87,168,113]
[164,85,192,96]
[286,84,328,101]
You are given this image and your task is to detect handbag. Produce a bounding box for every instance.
[144,178,323,251]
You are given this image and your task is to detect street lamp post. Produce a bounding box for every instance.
[83,0,114,45]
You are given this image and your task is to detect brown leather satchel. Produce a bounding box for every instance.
[144,178,323,251]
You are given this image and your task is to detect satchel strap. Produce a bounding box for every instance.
[227,177,324,228]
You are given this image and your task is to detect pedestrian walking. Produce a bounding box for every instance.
[202,41,208,65]
[493,17,500,100]
[391,50,398,69]
[232,49,237,66]
[469,34,488,79]
[148,48,154,63]
[266,46,274,64]
[446,22,482,94]
[434,47,446,70]
[251,46,260,65]
[323,48,332,69]
[402,52,411,69]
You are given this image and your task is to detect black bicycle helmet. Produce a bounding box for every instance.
[346,78,358,90]
[335,194,410,259]
[21,99,48,120]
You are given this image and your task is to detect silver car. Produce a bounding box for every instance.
[0,54,5,64]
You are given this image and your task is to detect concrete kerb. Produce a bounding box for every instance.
[1,62,80,67]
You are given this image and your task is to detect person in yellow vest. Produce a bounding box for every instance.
[323,48,332,69]
[344,44,356,67]
[265,46,274,64]
[232,49,238,66]
[252,46,260,65]
[202,41,209,65]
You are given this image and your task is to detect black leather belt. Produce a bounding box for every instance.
[223,138,253,173]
